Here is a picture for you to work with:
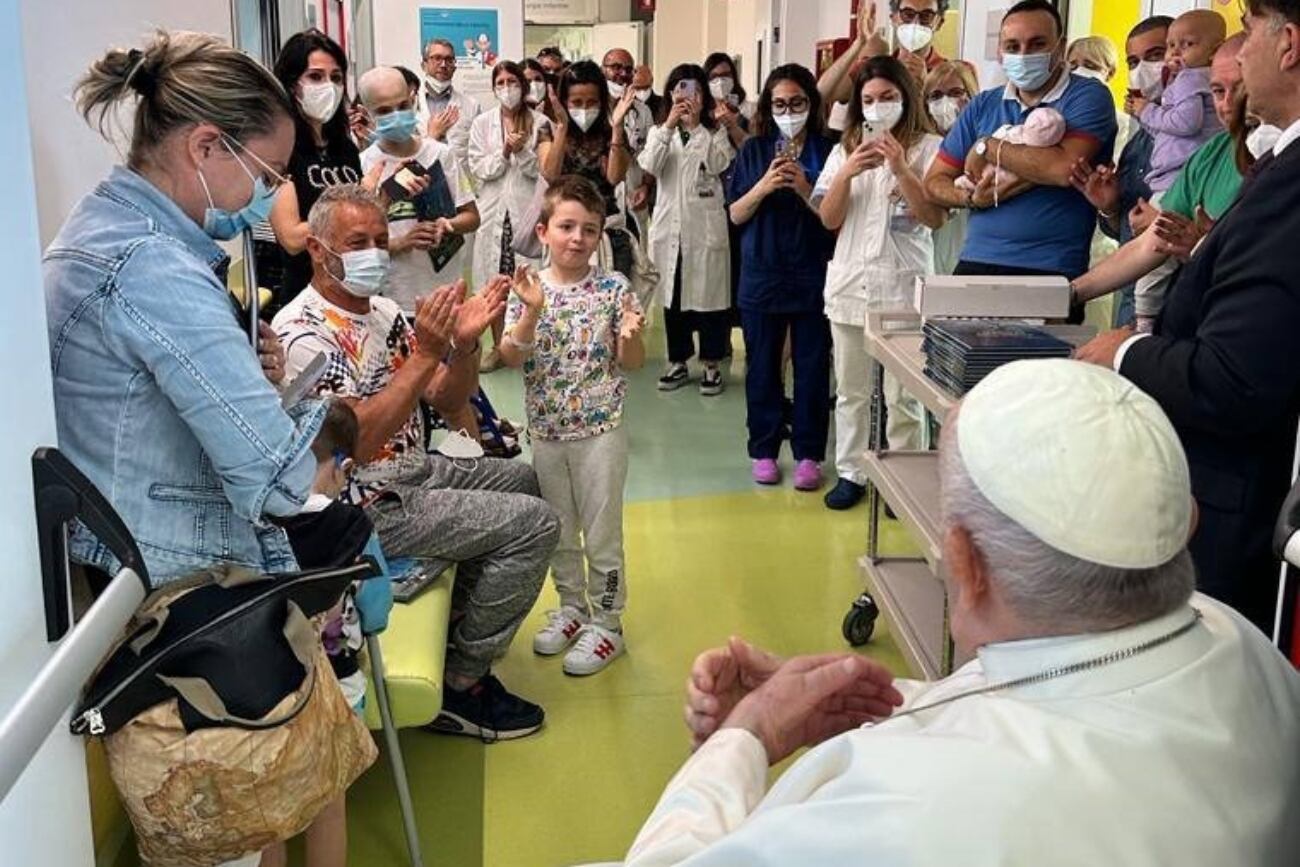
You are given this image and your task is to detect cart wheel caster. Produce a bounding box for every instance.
[842,593,879,646]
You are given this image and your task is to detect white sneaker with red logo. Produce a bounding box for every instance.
[533,607,588,656]
[563,624,626,676]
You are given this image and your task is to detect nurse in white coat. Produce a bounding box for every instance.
[814,57,946,511]
[638,64,735,396]
[470,60,552,370]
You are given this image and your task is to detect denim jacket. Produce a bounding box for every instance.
[44,165,325,585]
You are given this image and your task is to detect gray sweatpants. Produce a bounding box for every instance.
[531,426,629,631]
[367,455,560,681]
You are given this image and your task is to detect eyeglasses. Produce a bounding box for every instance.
[898,8,940,26]
[603,62,634,73]
[426,54,456,67]
[770,96,810,115]
[222,135,289,192]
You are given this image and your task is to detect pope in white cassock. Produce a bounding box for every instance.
[622,359,1300,866]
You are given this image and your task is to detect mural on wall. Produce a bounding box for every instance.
[419,6,501,68]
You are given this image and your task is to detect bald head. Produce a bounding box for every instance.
[358,66,408,109]
[1167,10,1227,73]
[603,48,634,86]
[1209,32,1246,126]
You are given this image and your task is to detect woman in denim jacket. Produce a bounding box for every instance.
[44,32,326,585]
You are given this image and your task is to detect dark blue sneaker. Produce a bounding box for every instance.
[824,478,867,511]
[428,674,544,742]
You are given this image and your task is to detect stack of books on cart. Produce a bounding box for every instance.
[922,319,1073,397]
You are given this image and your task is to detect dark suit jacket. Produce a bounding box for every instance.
[1120,139,1300,632]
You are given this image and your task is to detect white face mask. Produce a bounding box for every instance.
[709,77,734,101]
[528,80,547,105]
[928,96,962,132]
[1247,124,1283,159]
[1073,66,1109,83]
[607,80,626,99]
[774,111,809,140]
[862,100,904,130]
[426,76,452,95]
[298,81,344,123]
[570,108,600,132]
[1128,60,1164,100]
[634,87,652,102]
[496,84,522,110]
[895,23,934,53]
[323,244,391,297]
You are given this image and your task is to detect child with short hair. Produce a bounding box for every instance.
[498,175,646,676]
[269,398,388,867]
[1126,9,1226,331]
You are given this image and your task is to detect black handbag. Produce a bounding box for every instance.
[70,559,377,737]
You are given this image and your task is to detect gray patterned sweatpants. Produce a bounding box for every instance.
[367,455,560,681]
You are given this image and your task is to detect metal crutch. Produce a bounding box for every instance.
[365,634,426,867]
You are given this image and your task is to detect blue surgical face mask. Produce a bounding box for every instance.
[376,108,419,142]
[1002,50,1057,92]
[197,141,278,240]
[318,240,391,297]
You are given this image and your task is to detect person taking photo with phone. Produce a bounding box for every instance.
[639,64,735,396]
[814,56,947,511]
[727,65,836,492]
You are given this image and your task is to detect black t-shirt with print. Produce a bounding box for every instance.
[277,137,362,308]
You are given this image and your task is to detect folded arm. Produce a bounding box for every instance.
[991,134,1102,188]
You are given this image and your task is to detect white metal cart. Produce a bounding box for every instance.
[843,310,1096,679]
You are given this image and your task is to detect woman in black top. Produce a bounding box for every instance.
[267,29,364,312]
[539,59,635,219]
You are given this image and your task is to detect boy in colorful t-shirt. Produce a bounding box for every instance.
[500,175,646,676]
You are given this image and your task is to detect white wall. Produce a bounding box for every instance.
[651,0,736,84]
[2,0,96,860]
[20,0,234,247]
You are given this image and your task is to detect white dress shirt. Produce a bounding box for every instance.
[624,596,1300,866]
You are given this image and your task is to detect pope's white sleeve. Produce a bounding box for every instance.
[624,728,770,866]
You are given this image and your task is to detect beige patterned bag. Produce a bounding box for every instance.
[103,627,376,866]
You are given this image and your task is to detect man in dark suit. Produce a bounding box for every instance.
[1077,0,1300,634]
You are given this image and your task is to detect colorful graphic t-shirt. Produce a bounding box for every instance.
[506,268,641,442]
[273,285,428,503]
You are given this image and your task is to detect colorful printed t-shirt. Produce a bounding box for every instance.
[273,285,429,503]
[506,268,642,442]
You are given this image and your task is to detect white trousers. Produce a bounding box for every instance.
[532,426,629,630]
[831,320,928,485]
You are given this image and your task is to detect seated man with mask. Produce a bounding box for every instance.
[623,360,1300,865]
[273,184,560,742]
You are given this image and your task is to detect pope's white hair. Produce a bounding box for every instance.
[939,415,1195,633]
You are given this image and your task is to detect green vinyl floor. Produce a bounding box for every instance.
[330,326,914,867]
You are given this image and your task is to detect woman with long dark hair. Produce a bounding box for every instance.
[815,56,946,510]
[639,63,735,395]
[704,51,754,149]
[267,29,364,311]
[727,64,836,491]
[540,59,636,220]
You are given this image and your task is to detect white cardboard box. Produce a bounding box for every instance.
[914,274,1072,320]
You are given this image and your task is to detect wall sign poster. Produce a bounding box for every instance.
[524,0,599,25]
[419,7,501,69]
